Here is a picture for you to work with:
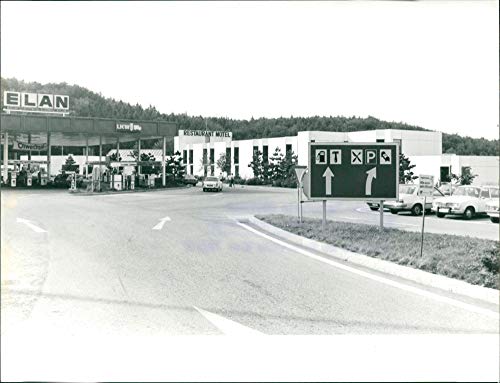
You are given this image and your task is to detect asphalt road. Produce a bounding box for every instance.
[1,185,499,379]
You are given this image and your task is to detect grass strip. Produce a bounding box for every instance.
[256,214,499,289]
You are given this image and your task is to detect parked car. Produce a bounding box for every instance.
[202,176,223,192]
[438,183,458,196]
[182,174,198,186]
[431,185,496,219]
[485,188,500,223]
[385,184,445,216]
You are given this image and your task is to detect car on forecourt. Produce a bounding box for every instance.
[202,176,223,192]
[485,188,500,223]
[182,174,198,186]
[431,185,498,220]
[366,184,444,215]
[385,184,445,216]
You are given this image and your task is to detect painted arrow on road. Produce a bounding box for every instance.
[152,216,171,230]
[365,167,377,196]
[322,167,334,195]
[16,218,47,233]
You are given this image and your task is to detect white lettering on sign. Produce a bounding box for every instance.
[351,149,363,165]
[3,91,69,111]
[116,123,142,132]
[365,167,377,196]
[365,149,377,165]
[379,150,392,165]
[183,130,232,138]
[13,141,48,151]
[330,149,341,164]
[315,149,327,164]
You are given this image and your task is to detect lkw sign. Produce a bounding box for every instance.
[308,142,399,200]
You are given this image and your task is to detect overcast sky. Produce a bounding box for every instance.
[1,1,498,139]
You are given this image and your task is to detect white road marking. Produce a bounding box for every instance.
[16,218,47,233]
[152,216,171,230]
[237,222,499,319]
[193,306,263,336]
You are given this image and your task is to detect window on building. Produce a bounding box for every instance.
[190,165,193,175]
[253,145,258,155]
[210,148,215,164]
[440,166,451,183]
[234,147,239,164]
[235,165,239,177]
[263,145,268,163]
[226,147,231,168]
[210,165,214,176]
[189,150,193,164]
[203,148,207,163]
[183,150,187,163]
[286,144,292,154]
[376,139,385,143]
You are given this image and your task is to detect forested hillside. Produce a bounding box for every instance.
[2,77,498,156]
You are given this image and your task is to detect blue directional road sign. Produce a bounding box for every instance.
[308,142,399,200]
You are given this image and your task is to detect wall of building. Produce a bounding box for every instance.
[175,129,498,184]
[20,155,101,176]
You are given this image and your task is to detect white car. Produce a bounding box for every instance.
[202,176,223,192]
[485,190,500,223]
[432,185,497,220]
[385,184,445,216]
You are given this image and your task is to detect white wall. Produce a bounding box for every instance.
[236,139,256,179]
[458,156,499,186]
[297,131,349,166]
[20,155,101,176]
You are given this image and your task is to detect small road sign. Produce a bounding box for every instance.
[308,142,399,200]
[418,174,434,197]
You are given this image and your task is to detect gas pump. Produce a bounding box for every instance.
[10,171,17,187]
[69,173,76,191]
[130,175,135,190]
[27,173,33,187]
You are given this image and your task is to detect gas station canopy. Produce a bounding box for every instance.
[1,114,177,146]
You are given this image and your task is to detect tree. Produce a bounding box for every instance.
[166,151,185,182]
[452,166,477,185]
[129,150,158,175]
[270,147,285,182]
[216,153,230,176]
[199,151,213,176]
[399,153,418,184]
[61,155,79,173]
[249,150,264,180]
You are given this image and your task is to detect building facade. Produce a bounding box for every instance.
[175,129,499,186]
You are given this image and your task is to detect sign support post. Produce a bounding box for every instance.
[322,200,327,229]
[379,200,384,229]
[294,166,307,224]
[418,174,434,258]
[420,196,427,257]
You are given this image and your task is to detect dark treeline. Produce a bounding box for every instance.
[2,77,498,156]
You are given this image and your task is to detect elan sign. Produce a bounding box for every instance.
[3,91,69,111]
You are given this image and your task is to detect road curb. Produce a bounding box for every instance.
[68,185,190,196]
[248,216,499,305]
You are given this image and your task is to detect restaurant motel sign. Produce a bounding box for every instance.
[307,142,399,201]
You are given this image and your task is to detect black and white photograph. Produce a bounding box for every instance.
[1,1,499,381]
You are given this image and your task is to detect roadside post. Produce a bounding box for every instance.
[294,166,307,223]
[322,200,327,229]
[379,200,384,229]
[307,142,399,230]
[418,174,434,257]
